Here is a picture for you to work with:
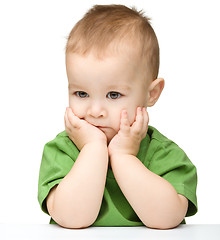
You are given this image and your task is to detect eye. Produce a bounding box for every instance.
[107,91,121,99]
[75,91,89,98]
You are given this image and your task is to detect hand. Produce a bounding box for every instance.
[64,107,107,150]
[108,107,149,157]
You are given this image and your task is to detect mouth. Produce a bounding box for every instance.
[97,126,108,130]
[86,121,109,131]
[96,126,110,134]
[88,122,107,129]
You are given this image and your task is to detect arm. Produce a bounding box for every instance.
[108,108,188,229]
[47,108,108,229]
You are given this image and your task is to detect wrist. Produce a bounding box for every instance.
[84,139,108,149]
[109,148,138,159]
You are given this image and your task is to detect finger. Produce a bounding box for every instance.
[69,107,76,116]
[64,108,68,127]
[119,110,130,133]
[135,107,144,124]
[66,107,80,128]
[132,107,144,134]
[142,108,149,135]
[64,109,72,131]
[64,108,67,125]
[143,108,149,125]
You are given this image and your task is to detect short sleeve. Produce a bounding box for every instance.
[147,140,198,217]
[38,132,79,214]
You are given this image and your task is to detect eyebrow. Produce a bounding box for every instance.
[68,82,131,91]
[108,84,131,91]
[68,82,81,89]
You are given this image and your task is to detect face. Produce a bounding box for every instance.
[66,52,149,143]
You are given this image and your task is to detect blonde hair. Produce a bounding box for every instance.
[66,4,159,81]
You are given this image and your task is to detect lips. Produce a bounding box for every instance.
[86,120,109,130]
[97,126,108,129]
[97,126,110,133]
[87,122,106,128]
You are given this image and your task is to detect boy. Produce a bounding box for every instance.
[38,4,197,229]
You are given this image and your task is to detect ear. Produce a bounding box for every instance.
[147,78,165,107]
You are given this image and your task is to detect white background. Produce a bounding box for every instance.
[0,0,219,224]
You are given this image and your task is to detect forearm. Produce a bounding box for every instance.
[110,154,188,229]
[48,142,108,228]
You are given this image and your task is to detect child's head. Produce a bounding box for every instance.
[66,4,159,83]
[66,5,164,143]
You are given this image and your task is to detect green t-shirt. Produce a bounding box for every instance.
[38,126,197,226]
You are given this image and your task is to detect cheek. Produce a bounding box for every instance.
[111,110,121,130]
[69,99,85,118]
[127,109,136,125]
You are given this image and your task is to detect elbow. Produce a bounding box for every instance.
[58,221,92,229]
[47,202,96,229]
[48,208,97,229]
[143,195,188,229]
[142,215,184,230]
[144,221,181,230]
[55,216,95,229]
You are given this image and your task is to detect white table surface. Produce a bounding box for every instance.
[0,224,220,240]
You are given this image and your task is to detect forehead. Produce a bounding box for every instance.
[66,52,145,88]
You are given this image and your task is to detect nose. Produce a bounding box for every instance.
[87,101,107,118]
